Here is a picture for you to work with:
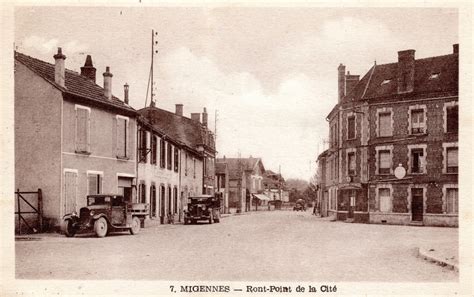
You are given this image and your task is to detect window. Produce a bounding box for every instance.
[88,173,102,195]
[410,109,425,134]
[446,188,458,214]
[446,105,458,133]
[429,73,440,79]
[168,186,172,214]
[173,187,178,214]
[150,185,157,217]
[167,143,172,170]
[193,158,196,179]
[160,139,165,168]
[184,153,188,176]
[446,147,458,173]
[381,79,391,85]
[378,112,392,137]
[410,148,424,174]
[174,147,179,172]
[75,105,90,153]
[139,183,146,203]
[347,115,356,139]
[378,188,391,212]
[116,116,128,158]
[150,136,157,164]
[378,150,391,175]
[138,129,147,163]
[347,152,356,176]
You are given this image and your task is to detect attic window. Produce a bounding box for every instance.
[381,79,391,85]
[429,73,440,79]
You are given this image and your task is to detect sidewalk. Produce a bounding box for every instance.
[418,245,458,272]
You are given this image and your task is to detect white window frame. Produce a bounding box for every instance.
[375,184,393,213]
[86,170,104,195]
[442,184,458,214]
[408,104,427,135]
[74,104,91,153]
[443,101,458,133]
[407,144,427,175]
[116,115,129,159]
[375,145,393,175]
[346,112,356,140]
[442,142,458,174]
[376,107,393,137]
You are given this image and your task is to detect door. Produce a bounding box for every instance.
[411,188,424,221]
[64,171,77,216]
[150,186,157,218]
[118,177,133,202]
[160,186,166,224]
[348,190,356,219]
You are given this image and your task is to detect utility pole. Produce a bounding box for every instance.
[145,29,158,108]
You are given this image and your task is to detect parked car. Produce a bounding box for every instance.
[62,194,148,238]
[293,199,306,211]
[184,195,221,224]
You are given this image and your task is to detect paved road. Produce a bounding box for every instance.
[16,210,458,281]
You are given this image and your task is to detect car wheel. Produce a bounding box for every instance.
[130,217,140,235]
[64,219,76,237]
[94,217,108,238]
[184,218,189,225]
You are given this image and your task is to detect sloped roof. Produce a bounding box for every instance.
[138,106,215,153]
[343,53,458,102]
[14,51,135,113]
[216,157,264,179]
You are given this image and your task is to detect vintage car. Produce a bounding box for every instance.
[62,194,148,238]
[184,195,221,225]
[293,199,306,211]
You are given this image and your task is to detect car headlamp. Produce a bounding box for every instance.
[72,211,77,216]
[201,205,206,211]
[90,211,95,216]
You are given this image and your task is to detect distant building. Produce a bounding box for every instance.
[317,44,458,227]
[137,104,216,223]
[215,161,230,213]
[263,170,289,203]
[14,49,137,230]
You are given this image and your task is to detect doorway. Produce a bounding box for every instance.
[411,188,424,222]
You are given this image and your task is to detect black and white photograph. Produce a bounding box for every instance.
[0,1,472,296]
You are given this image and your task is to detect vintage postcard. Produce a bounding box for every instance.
[1,1,472,296]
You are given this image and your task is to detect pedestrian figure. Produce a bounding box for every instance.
[167,212,174,224]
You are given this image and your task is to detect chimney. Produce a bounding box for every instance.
[397,49,415,94]
[124,83,129,105]
[453,44,459,54]
[191,113,201,123]
[53,47,66,88]
[103,66,113,100]
[202,107,208,127]
[175,104,183,116]
[345,71,360,96]
[337,63,346,103]
[80,55,96,83]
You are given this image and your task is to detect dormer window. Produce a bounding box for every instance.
[429,73,440,79]
[381,79,391,85]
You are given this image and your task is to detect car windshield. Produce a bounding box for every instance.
[88,196,111,206]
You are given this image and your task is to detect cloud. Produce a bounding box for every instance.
[22,35,89,55]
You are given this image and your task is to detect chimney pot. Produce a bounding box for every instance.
[175,104,183,116]
[202,107,208,127]
[80,55,96,83]
[397,49,415,94]
[53,47,66,88]
[124,83,129,105]
[103,66,113,100]
[453,43,459,54]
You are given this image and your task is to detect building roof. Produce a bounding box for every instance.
[216,157,265,179]
[138,106,215,154]
[215,162,228,175]
[343,52,458,102]
[14,51,135,113]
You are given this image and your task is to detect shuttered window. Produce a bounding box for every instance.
[446,106,458,133]
[411,109,425,134]
[447,147,458,173]
[348,152,356,176]
[160,139,166,168]
[379,188,391,212]
[167,143,172,170]
[378,112,391,137]
[151,136,157,165]
[138,129,147,163]
[378,150,391,174]
[116,117,128,158]
[76,107,90,153]
[174,147,179,172]
[88,174,102,195]
[446,188,458,214]
[347,116,356,139]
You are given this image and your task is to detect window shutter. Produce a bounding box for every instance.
[447,148,458,167]
[379,151,390,169]
[379,113,391,136]
[76,108,88,152]
[379,188,390,212]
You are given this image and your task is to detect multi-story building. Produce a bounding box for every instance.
[216,157,265,212]
[15,49,137,230]
[262,170,289,203]
[215,161,230,213]
[318,44,458,227]
[137,104,215,223]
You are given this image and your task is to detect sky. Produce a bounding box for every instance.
[14,6,458,180]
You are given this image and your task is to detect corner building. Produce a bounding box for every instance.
[320,44,458,227]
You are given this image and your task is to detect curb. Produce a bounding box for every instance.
[418,248,459,272]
